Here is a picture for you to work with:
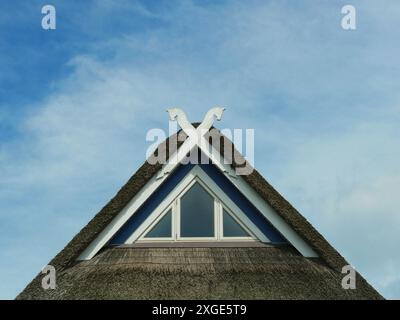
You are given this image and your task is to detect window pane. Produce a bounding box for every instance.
[223,210,250,237]
[180,182,214,237]
[144,210,172,238]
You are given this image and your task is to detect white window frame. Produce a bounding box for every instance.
[138,174,256,242]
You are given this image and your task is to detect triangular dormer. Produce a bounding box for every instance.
[108,163,281,245]
[77,145,317,260]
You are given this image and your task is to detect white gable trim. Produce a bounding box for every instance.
[78,155,318,261]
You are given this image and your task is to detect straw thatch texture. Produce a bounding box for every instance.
[17,246,381,300]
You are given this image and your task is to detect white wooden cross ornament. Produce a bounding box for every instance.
[156,107,236,179]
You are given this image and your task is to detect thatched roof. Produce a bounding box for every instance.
[17,126,383,299]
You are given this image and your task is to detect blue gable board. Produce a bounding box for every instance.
[109,163,286,245]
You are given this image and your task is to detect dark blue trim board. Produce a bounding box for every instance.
[109,164,286,245]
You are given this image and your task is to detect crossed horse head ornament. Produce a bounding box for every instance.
[154,107,252,178]
[167,107,226,132]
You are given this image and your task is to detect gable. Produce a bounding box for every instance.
[30,127,325,263]
[78,157,318,260]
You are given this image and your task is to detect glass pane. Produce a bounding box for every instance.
[223,210,250,237]
[144,210,172,238]
[180,182,214,237]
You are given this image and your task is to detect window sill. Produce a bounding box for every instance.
[112,241,287,248]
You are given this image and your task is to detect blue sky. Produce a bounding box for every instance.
[1,0,399,299]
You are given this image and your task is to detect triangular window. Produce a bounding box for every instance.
[180,182,214,238]
[223,209,251,237]
[137,177,258,242]
[143,209,172,238]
